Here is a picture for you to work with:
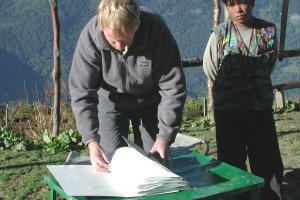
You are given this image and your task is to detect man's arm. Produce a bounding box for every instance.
[203,33,219,83]
[69,28,112,171]
[203,33,219,117]
[150,23,185,169]
[153,23,186,145]
[69,28,102,145]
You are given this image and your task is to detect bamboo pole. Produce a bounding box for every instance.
[49,0,61,137]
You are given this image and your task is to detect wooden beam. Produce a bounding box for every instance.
[181,57,203,68]
[278,49,300,59]
[273,81,300,91]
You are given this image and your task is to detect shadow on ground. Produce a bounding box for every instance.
[283,168,300,200]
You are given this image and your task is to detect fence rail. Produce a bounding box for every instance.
[181,57,203,68]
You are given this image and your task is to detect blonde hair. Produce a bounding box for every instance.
[97,0,140,39]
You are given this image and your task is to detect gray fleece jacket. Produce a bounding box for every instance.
[69,7,186,145]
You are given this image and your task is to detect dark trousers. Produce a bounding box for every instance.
[98,94,159,154]
[214,109,284,200]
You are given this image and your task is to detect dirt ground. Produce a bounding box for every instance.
[275,111,300,200]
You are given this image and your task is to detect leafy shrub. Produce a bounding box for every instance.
[0,128,32,151]
[284,100,300,112]
[273,99,300,113]
[181,116,214,131]
[183,97,206,120]
[43,129,84,154]
[0,100,76,142]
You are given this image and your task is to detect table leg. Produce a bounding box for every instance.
[50,188,57,200]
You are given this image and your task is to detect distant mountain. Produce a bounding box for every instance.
[0,0,299,104]
[0,48,45,103]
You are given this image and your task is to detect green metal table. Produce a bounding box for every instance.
[44,151,264,200]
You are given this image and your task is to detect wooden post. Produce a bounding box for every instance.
[5,104,9,128]
[278,0,300,60]
[275,90,285,109]
[273,81,300,109]
[207,80,215,123]
[213,0,221,28]
[278,0,289,61]
[49,0,61,137]
[203,98,208,117]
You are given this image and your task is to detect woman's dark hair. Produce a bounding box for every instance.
[222,0,255,6]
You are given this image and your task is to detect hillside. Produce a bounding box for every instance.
[0,0,299,103]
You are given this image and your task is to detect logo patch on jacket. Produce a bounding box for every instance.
[137,61,150,67]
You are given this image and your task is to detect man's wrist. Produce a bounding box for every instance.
[87,140,99,150]
[156,136,171,146]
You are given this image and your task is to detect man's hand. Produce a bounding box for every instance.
[88,141,110,172]
[148,139,173,170]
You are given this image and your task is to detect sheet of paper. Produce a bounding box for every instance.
[107,147,186,196]
[47,165,122,197]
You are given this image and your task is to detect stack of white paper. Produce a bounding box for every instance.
[47,147,190,197]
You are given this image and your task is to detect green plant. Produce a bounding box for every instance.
[0,100,77,144]
[0,128,30,151]
[43,129,84,154]
[273,99,300,113]
[284,100,300,112]
[192,117,213,129]
[183,97,206,121]
[181,116,214,131]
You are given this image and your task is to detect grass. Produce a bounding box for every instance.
[274,111,300,200]
[0,99,300,199]
[0,150,68,199]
